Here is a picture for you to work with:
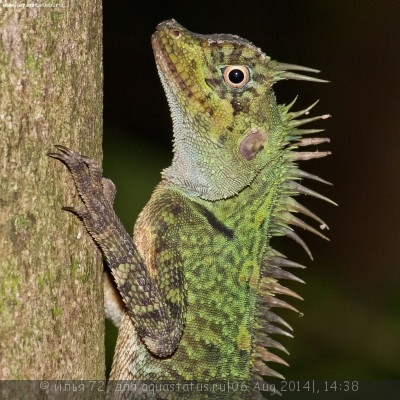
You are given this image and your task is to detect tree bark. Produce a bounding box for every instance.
[0,0,104,385]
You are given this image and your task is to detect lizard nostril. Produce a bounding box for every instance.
[171,29,181,38]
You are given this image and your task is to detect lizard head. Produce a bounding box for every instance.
[152,20,326,200]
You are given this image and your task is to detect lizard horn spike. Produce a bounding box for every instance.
[264,310,294,330]
[263,322,294,338]
[254,362,286,380]
[258,336,290,355]
[265,298,299,315]
[271,61,321,73]
[266,266,305,284]
[292,128,325,136]
[281,212,329,241]
[286,197,329,229]
[256,348,290,366]
[289,150,331,161]
[294,169,333,185]
[296,137,330,147]
[270,248,287,258]
[286,181,337,206]
[263,281,304,300]
[276,71,329,83]
[267,255,307,269]
[289,100,320,119]
[289,114,331,128]
[285,96,298,111]
[281,226,313,260]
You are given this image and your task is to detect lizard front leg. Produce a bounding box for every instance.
[48,145,184,357]
[98,176,126,328]
[90,173,126,328]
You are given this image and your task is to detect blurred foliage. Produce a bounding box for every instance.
[103,0,400,380]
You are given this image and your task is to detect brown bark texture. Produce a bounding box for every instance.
[0,0,105,386]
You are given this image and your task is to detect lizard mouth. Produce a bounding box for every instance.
[151,20,186,93]
[152,20,215,121]
[151,29,169,76]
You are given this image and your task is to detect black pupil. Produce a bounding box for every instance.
[228,69,245,84]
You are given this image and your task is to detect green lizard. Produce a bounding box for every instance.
[49,20,332,399]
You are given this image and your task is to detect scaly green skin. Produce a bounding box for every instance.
[49,20,332,399]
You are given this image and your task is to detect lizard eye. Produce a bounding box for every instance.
[222,66,250,88]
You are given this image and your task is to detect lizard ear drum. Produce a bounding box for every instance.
[223,65,250,88]
[240,129,266,160]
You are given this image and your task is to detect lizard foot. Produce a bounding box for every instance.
[48,145,116,236]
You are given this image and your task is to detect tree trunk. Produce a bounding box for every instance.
[0,0,104,387]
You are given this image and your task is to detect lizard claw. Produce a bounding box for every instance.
[48,144,79,162]
[48,144,104,190]
[48,145,101,171]
[48,145,104,216]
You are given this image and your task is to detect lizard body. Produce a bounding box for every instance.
[49,20,332,399]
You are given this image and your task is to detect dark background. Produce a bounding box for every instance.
[103,0,400,380]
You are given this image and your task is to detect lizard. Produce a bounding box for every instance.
[48,19,333,399]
